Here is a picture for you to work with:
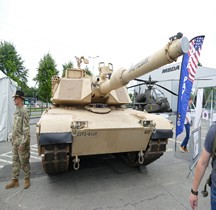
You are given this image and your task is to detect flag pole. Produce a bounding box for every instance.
[175,58,183,152]
[175,35,205,153]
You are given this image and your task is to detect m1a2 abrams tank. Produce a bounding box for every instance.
[36,33,189,175]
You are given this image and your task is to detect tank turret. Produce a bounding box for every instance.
[37,33,189,175]
[51,35,188,106]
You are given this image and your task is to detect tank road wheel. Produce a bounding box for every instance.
[42,143,70,175]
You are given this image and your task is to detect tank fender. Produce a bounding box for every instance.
[151,129,173,140]
[39,132,73,145]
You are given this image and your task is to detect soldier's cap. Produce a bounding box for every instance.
[13,90,25,100]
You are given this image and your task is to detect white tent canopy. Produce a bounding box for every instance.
[0,71,17,142]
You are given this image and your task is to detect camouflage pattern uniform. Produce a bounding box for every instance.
[11,106,30,180]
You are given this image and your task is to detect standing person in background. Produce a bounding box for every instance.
[5,90,31,189]
[179,97,193,152]
[189,123,216,209]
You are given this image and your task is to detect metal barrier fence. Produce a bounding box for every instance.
[27,103,49,125]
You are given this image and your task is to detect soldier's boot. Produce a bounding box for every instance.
[5,179,19,189]
[24,179,30,189]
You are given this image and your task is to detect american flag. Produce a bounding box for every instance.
[176,35,205,137]
[187,36,205,81]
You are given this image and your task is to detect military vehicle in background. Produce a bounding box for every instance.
[128,75,178,113]
[36,33,189,175]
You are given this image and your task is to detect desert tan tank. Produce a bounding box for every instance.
[36,33,189,175]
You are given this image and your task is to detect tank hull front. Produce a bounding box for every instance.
[37,107,159,156]
[36,106,173,174]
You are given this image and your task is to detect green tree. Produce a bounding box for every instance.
[34,53,58,102]
[62,61,73,77]
[85,66,92,76]
[0,40,28,89]
[24,86,38,98]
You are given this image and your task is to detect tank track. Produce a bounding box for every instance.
[42,143,70,175]
[118,138,168,167]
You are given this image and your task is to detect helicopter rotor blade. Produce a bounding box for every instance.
[155,84,178,96]
[135,78,175,83]
[134,78,148,82]
[127,82,146,89]
[134,79,156,84]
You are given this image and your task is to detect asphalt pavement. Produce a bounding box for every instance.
[0,115,212,210]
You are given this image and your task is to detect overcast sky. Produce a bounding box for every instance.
[1,0,216,87]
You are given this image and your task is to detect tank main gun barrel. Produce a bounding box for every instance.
[99,36,189,95]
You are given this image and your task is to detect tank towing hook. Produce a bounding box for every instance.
[73,156,80,170]
[138,151,145,164]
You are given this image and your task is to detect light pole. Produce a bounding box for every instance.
[88,56,99,75]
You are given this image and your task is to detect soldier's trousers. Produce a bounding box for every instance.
[12,144,30,180]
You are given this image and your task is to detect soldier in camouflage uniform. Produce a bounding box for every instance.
[5,90,31,189]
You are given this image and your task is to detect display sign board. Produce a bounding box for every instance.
[187,127,202,177]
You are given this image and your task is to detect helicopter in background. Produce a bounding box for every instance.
[127,75,178,113]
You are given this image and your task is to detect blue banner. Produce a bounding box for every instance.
[176,35,205,137]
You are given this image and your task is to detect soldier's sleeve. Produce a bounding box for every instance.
[21,110,30,144]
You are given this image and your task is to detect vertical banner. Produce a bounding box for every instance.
[176,35,205,137]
